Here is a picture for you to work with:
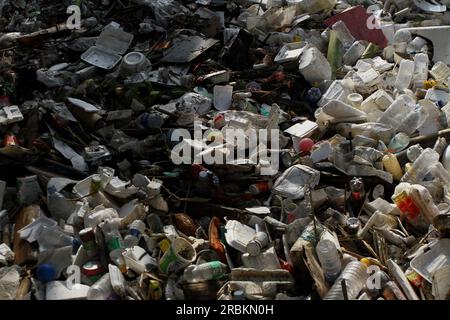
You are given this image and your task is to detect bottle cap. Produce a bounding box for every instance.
[246,240,261,256]
[36,264,56,283]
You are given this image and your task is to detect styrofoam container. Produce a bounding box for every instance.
[46,281,90,300]
[411,239,450,283]
[81,23,133,69]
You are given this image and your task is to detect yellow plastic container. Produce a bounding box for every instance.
[383,153,403,181]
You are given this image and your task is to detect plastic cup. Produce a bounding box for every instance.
[120,52,151,77]
[347,93,363,109]
[159,237,197,274]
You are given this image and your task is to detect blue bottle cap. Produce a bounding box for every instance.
[36,264,56,283]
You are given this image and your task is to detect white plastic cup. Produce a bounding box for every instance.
[213,85,233,111]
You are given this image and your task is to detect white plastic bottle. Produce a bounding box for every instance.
[323,261,368,300]
[316,239,342,283]
[124,220,146,248]
[87,273,114,300]
[395,60,415,91]
[183,261,228,283]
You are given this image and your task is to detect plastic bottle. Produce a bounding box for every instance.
[378,94,416,132]
[382,153,403,181]
[433,137,447,157]
[401,148,440,183]
[406,144,424,162]
[443,144,450,172]
[388,133,410,153]
[79,227,99,258]
[413,53,429,89]
[124,220,146,248]
[323,260,368,300]
[395,60,415,91]
[316,239,342,283]
[331,20,355,49]
[183,261,228,283]
[101,220,126,272]
[87,273,114,300]
[108,264,127,297]
[358,211,397,238]
[350,177,365,203]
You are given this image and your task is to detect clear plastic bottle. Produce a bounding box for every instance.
[316,239,342,283]
[87,273,114,300]
[183,261,228,283]
[413,53,429,89]
[401,148,440,183]
[406,144,424,162]
[108,264,127,297]
[331,21,355,49]
[124,220,146,248]
[395,60,415,91]
[323,260,368,300]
